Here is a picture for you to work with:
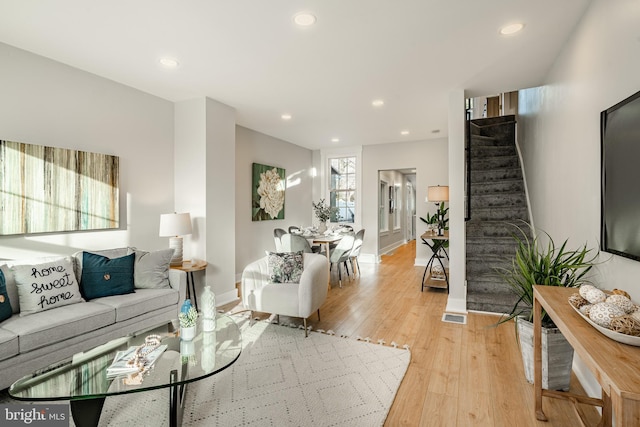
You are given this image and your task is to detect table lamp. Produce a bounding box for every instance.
[427,185,449,236]
[159,212,192,266]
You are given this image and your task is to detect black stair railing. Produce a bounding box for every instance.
[465,108,472,221]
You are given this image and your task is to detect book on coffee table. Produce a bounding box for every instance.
[106,345,167,378]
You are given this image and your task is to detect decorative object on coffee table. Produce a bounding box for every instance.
[179,304,198,341]
[201,285,216,332]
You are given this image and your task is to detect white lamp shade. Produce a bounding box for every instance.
[427,186,449,203]
[159,213,193,237]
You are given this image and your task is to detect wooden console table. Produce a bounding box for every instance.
[533,286,640,426]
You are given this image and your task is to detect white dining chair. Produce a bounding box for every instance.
[329,234,355,287]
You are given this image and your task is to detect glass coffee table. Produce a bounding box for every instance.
[9,314,241,427]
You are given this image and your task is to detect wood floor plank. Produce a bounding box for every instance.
[227,239,601,426]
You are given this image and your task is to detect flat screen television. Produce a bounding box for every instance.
[601,89,640,260]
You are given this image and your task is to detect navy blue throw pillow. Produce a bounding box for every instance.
[0,269,12,322]
[80,252,135,300]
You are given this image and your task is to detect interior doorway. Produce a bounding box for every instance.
[377,168,417,257]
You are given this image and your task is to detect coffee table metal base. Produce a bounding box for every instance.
[70,398,105,427]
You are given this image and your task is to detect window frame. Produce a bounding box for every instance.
[320,147,362,229]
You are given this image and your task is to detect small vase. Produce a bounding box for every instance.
[317,221,327,234]
[201,286,216,332]
[181,325,196,341]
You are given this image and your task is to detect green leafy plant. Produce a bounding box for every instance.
[495,222,597,328]
[419,202,449,251]
[179,306,198,328]
[312,199,338,222]
[419,202,449,229]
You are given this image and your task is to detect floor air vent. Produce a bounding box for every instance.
[441,313,467,325]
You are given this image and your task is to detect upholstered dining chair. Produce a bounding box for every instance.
[241,253,329,337]
[281,234,313,253]
[349,229,365,276]
[329,234,355,287]
[273,228,287,252]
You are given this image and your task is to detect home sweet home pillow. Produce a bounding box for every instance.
[12,257,84,316]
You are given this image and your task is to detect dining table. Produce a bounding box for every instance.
[291,229,346,287]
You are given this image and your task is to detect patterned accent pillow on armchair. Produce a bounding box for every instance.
[267,251,304,283]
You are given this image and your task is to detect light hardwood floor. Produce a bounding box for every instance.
[226,240,599,426]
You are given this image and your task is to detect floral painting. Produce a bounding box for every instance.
[252,163,285,221]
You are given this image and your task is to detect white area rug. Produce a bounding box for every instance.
[2,317,410,426]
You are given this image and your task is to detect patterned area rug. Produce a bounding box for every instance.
[1,316,410,426]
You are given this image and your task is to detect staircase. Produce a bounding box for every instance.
[465,115,531,314]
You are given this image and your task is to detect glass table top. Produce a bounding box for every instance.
[9,314,242,401]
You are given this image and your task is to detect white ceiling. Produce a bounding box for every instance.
[0,0,591,150]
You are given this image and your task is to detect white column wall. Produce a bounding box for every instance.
[446,89,467,313]
[174,98,237,305]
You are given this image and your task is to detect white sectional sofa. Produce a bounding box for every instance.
[0,247,186,390]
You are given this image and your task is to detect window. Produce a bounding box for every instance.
[393,185,401,230]
[329,156,356,223]
[379,180,388,232]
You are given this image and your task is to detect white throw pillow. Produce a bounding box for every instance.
[132,248,174,289]
[12,257,84,316]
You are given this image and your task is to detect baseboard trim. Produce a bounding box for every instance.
[445,297,468,314]
[379,241,405,256]
[216,288,239,307]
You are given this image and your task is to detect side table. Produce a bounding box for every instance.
[420,230,449,293]
[171,261,208,310]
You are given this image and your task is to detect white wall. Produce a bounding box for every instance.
[517,0,640,401]
[0,42,174,259]
[362,139,448,263]
[235,126,314,277]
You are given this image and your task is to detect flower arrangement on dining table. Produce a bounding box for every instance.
[312,199,338,222]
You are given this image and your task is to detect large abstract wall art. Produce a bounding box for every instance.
[0,140,119,235]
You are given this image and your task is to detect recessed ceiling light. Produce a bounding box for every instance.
[159,57,179,68]
[372,99,385,107]
[401,130,410,135]
[281,114,292,120]
[294,12,316,27]
[331,138,340,143]
[500,23,524,35]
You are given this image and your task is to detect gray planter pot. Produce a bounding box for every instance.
[516,317,574,391]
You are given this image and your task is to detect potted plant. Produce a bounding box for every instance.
[312,199,338,233]
[179,305,198,341]
[419,201,449,256]
[495,222,597,391]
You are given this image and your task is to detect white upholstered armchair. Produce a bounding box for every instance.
[241,253,329,337]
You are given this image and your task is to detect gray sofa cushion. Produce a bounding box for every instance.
[131,249,174,289]
[2,301,114,353]
[92,288,179,322]
[0,328,19,362]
